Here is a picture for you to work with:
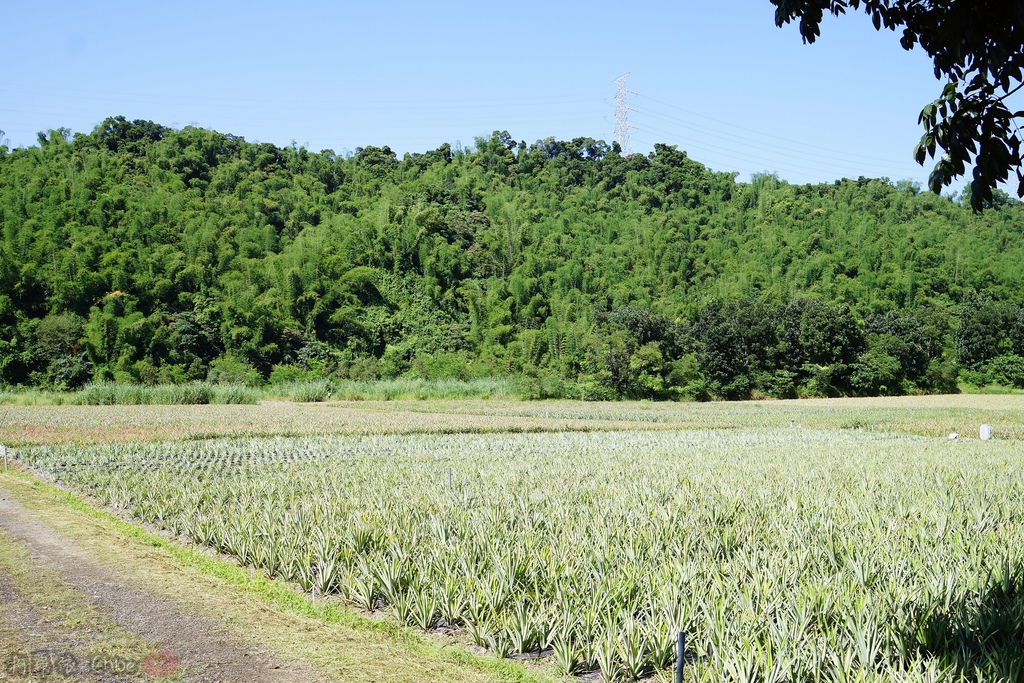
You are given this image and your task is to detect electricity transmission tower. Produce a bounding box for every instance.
[613,73,636,154]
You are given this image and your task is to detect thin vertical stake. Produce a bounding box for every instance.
[675,630,685,683]
[0,410,8,471]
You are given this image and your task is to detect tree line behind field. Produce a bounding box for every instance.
[2,118,1023,400]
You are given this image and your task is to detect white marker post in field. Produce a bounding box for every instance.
[1,409,8,469]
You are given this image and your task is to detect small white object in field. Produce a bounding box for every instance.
[980,424,992,440]
[948,432,958,440]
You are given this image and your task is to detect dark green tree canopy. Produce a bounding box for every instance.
[3,120,1024,397]
[771,0,1024,211]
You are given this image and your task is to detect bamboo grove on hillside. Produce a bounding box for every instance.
[2,118,1024,398]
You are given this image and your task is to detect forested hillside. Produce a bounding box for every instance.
[2,117,1023,399]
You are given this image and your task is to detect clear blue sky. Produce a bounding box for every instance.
[2,0,955,188]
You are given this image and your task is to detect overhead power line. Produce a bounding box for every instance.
[635,94,910,166]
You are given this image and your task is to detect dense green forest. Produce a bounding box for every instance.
[2,117,1023,399]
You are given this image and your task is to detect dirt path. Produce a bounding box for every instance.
[0,484,316,683]
[0,472,523,683]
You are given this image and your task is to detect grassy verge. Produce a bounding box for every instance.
[0,383,260,406]
[958,382,1024,394]
[0,468,556,683]
[0,377,516,406]
[267,377,515,402]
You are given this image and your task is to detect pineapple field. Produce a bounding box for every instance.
[10,396,1024,682]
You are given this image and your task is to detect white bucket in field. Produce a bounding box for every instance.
[980,424,992,441]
